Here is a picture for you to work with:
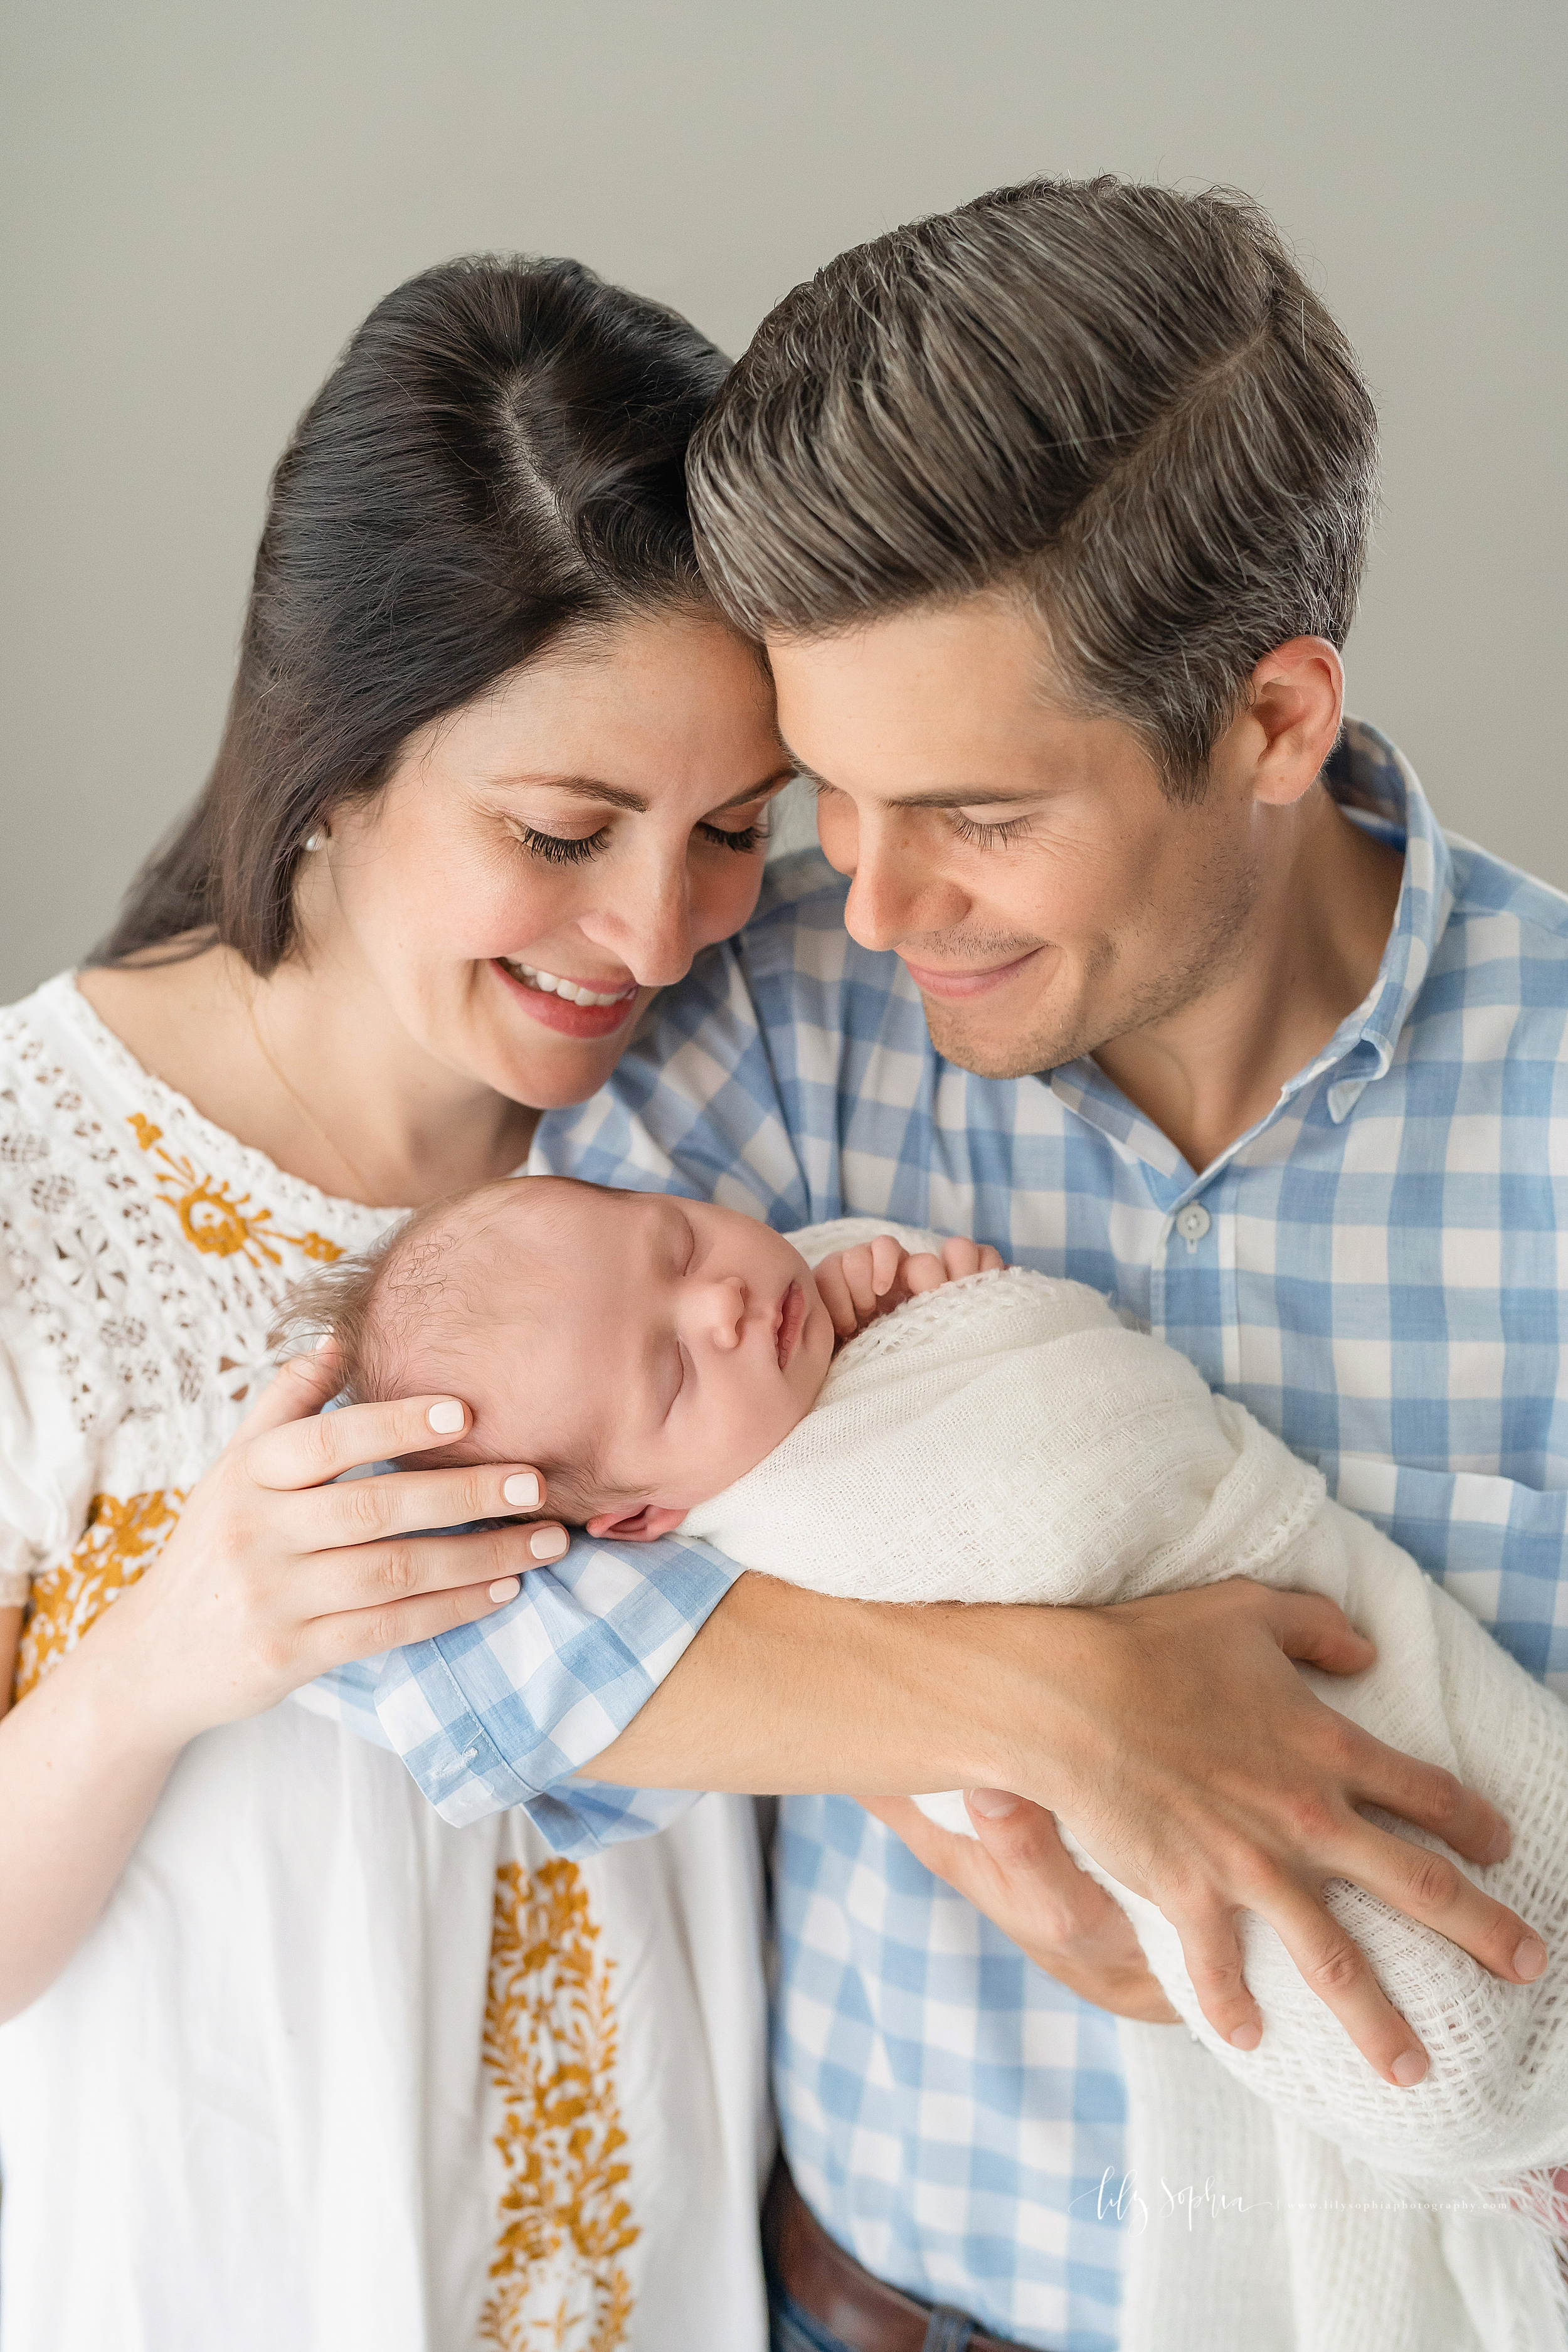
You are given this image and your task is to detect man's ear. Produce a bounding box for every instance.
[584,1503,689,1543]
[1245,636,1345,808]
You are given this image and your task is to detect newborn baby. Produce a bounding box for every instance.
[282,1176,1567,2218]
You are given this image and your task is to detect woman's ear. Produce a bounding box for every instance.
[584,1503,689,1543]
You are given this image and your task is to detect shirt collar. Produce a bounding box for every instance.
[1044,718,1456,1182]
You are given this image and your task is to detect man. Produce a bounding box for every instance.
[374,181,1566,2348]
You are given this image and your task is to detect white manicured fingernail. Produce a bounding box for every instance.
[489,1577,520,1604]
[426,1399,464,1433]
[503,1473,541,1508]
[967,1788,1020,1820]
[1391,2050,1426,2087]
[528,1527,569,1562]
[1514,1936,1547,1981]
[1229,2023,1261,2051]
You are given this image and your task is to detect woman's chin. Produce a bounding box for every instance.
[489,1015,653,1114]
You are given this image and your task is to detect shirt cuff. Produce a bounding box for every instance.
[369,1532,741,1841]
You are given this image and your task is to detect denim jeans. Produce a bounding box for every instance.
[770,2279,851,2352]
[768,2276,990,2352]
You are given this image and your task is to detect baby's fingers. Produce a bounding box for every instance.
[940,1237,983,1279]
[869,1233,908,1298]
[840,1245,886,1325]
[902,1251,948,1294]
[812,1254,860,1338]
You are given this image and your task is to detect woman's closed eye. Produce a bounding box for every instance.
[513,822,609,866]
[511,811,771,867]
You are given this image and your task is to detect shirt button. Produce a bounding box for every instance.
[1175,1203,1211,1245]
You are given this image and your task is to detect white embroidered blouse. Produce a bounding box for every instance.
[0,972,393,1645]
[0,972,770,2352]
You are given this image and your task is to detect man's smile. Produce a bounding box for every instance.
[898,943,1054,1000]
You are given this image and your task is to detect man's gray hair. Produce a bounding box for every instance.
[688,176,1379,798]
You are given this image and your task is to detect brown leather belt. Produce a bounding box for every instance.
[763,2159,1034,2351]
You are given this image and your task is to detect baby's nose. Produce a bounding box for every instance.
[699,1274,748,1348]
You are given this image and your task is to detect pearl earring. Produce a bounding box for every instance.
[304,829,326,852]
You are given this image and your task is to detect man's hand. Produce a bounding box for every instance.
[1009,1582,1542,2086]
[859,1790,1180,2023]
[588,1574,1542,2089]
[815,1233,1004,1342]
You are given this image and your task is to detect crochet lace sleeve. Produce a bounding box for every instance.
[0,1335,50,1606]
[0,1247,79,1611]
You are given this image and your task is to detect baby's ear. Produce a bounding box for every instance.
[585,1503,688,1544]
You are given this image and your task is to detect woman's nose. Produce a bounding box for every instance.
[581,860,694,988]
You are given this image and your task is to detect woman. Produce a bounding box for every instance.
[0,256,789,2351]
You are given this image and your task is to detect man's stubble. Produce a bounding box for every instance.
[918,835,1263,1084]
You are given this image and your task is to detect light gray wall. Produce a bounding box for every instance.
[3,0,1563,1001]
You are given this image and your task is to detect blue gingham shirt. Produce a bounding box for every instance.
[320,719,1567,2352]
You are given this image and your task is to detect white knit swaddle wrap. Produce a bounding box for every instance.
[682,1222,1568,2352]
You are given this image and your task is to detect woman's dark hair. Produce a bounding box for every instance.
[98,256,729,970]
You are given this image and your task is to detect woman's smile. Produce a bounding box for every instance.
[491,953,645,1039]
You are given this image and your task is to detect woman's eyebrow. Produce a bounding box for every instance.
[494,774,649,812]
[490,763,794,815]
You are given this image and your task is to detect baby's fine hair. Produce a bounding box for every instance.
[269,1175,615,1518]
[269,1178,522,1404]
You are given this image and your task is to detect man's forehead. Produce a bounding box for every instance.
[766,608,1128,800]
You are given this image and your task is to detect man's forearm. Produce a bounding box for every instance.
[584,1572,1053,1795]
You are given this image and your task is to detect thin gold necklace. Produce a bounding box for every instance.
[246,988,379,1204]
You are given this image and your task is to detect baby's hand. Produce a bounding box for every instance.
[813,1234,1004,1342]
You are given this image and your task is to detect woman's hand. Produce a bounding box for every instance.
[815,1234,1004,1342]
[0,1346,569,2023]
[857,1791,1180,2023]
[114,1345,570,1748]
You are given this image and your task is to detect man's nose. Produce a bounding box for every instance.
[842,820,967,954]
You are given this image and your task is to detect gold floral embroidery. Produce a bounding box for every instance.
[127,1115,341,1269]
[480,1859,637,2351]
[14,1489,186,1701]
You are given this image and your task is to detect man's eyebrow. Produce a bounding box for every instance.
[490,764,796,816]
[789,761,1046,812]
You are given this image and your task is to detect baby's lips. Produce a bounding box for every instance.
[776,1281,807,1370]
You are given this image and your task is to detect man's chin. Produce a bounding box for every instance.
[919,996,1093,1083]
